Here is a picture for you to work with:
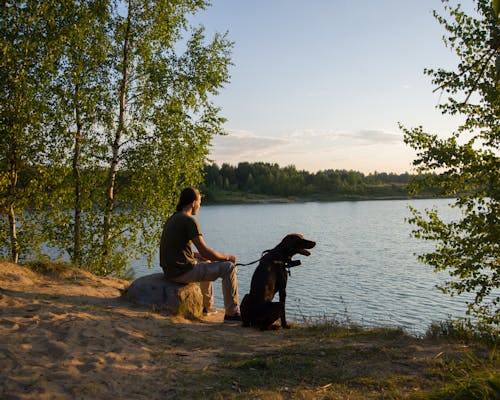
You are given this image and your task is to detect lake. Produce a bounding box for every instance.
[132,198,474,334]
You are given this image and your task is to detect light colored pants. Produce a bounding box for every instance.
[171,261,239,315]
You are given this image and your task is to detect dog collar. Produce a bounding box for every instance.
[271,259,301,275]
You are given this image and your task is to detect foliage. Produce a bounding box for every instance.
[36,0,113,269]
[94,0,232,275]
[0,1,232,276]
[401,0,499,325]
[0,1,74,263]
[202,161,415,200]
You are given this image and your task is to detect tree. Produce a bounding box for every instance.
[401,0,499,325]
[0,1,70,263]
[97,0,232,274]
[1,1,232,277]
[40,0,113,268]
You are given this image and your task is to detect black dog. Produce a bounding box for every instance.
[240,233,316,330]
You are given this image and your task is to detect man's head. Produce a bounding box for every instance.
[176,187,201,215]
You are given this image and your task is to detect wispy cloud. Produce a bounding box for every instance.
[209,128,408,172]
[342,129,403,145]
[288,129,402,146]
[209,130,290,160]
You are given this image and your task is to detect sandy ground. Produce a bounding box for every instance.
[0,262,295,399]
[1,262,495,400]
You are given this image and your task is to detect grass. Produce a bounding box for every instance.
[425,318,499,345]
[27,259,74,276]
[418,351,500,400]
[155,320,499,400]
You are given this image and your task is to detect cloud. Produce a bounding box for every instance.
[342,130,403,145]
[209,130,290,160]
[209,128,407,172]
[289,129,402,146]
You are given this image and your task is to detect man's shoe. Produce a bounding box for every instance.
[224,313,242,323]
[203,307,217,315]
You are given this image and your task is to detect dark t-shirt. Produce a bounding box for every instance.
[159,212,202,279]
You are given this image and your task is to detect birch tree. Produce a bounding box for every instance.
[402,0,499,325]
[1,1,232,277]
[0,1,67,262]
[42,0,113,268]
[97,0,232,274]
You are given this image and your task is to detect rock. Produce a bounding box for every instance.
[123,273,202,319]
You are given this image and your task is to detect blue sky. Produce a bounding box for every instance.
[191,0,471,174]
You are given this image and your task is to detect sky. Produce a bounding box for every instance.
[190,0,473,174]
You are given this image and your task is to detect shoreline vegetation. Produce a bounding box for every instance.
[1,262,498,399]
[200,188,439,205]
[7,163,439,206]
[199,162,444,205]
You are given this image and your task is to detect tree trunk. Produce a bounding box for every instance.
[102,0,132,271]
[8,155,19,263]
[72,85,82,267]
[8,204,19,264]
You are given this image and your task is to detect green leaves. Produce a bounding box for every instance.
[401,0,500,326]
[1,0,232,276]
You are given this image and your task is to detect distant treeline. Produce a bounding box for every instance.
[11,162,424,204]
[201,162,423,202]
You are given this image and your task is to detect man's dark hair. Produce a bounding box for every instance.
[176,187,200,212]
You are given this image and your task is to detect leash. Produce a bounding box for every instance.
[235,258,262,267]
[235,257,302,275]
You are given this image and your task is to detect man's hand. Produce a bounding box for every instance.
[194,252,209,261]
[192,235,237,264]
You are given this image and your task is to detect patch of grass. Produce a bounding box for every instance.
[223,351,317,374]
[418,351,500,400]
[290,314,411,342]
[169,335,186,346]
[203,189,297,204]
[351,375,425,399]
[210,345,338,392]
[168,318,499,400]
[206,338,409,398]
[26,260,73,276]
[425,318,499,346]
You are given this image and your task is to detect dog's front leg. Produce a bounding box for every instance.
[278,289,290,329]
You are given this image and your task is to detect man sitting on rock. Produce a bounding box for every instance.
[160,187,241,322]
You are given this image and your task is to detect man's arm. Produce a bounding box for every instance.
[192,235,236,263]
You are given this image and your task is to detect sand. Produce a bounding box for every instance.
[0,262,253,399]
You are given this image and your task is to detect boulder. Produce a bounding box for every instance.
[123,273,202,319]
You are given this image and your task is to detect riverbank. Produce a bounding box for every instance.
[1,262,498,399]
[201,189,443,205]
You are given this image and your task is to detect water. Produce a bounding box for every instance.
[133,198,476,334]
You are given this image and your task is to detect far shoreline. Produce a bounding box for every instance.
[202,190,451,206]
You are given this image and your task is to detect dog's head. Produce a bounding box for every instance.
[277,233,316,257]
